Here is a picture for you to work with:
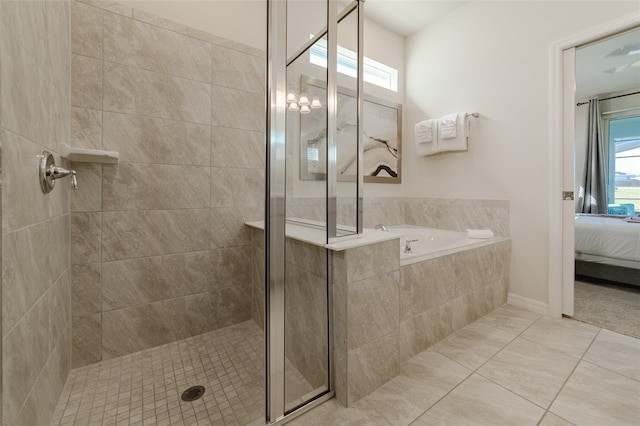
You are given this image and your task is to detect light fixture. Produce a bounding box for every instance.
[286,91,321,113]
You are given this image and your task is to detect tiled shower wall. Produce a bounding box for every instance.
[69,0,265,367]
[1,1,72,425]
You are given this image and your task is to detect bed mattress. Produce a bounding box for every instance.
[574,215,640,263]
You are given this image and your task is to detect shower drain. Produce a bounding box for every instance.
[181,385,206,402]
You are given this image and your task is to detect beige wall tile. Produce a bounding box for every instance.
[72,0,102,58]
[210,208,252,249]
[285,262,328,338]
[345,239,399,283]
[101,209,210,261]
[211,167,264,208]
[71,107,102,150]
[71,162,102,212]
[72,314,102,368]
[77,0,132,17]
[104,12,211,82]
[132,8,187,34]
[399,308,439,363]
[348,271,399,351]
[211,45,265,94]
[102,163,210,210]
[348,333,400,404]
[103,61,211,124]
[211,85,265,131]
[102,251,210,310]
[48,270,72,353]
[162,293,211,339]
[72,263,101,316]
[103,112,210,166]
[210,286,252,328]
[210,246,252,291]
[72,54,102,109]
[71,211,102,264]
[211,126,265,169]
[285,319,328,389]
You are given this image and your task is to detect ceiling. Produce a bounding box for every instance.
[575,27,640,100]
[364,0,467,37]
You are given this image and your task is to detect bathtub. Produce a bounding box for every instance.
[389,225,504,266]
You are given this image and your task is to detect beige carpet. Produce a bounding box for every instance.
[574,279,640,339]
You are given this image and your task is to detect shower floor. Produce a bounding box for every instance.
[50,321,312,426]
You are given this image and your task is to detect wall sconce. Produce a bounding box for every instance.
[287,91,321,113]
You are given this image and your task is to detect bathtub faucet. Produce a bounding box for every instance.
[404,238,418,254]
[374,224,388,232]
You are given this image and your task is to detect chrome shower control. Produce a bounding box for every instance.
[39,150,78,193]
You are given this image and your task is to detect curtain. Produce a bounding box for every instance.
[578,98,607,214]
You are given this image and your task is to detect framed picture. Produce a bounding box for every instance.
[299,75,402,184]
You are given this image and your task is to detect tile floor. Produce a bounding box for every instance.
[291,304,640,426]
[50,305,640,426]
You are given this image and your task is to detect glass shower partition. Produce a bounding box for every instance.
[266,0,363,422]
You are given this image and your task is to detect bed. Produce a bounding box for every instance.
[574,215,640,286]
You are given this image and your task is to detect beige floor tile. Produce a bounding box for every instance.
[477,337,579,408]
[550,361,640,426]
[412,374,544,425]
[289,399,391,426]
[431,321,515,370]
[538,412,575,425]
[520,317,599,358]
[474,304,541,336]
[583,328,640,381]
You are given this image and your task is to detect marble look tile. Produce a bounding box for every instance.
[72,0,102,58]
[210,208,252,248]
[71,162,102,212]
[78,0,133,17]
[520,317,599,358]
[432,321,515,370]
[2,217,68,334]
[539,412,576,426]
[454,249,485,296]
[211,167,264,208]
[71,211,101,264]
[2,295,50,425]
[399,255,454,321]
[211,45,265,94]
[348,333,400,404]
[102,112,210,166]
[286,237,328,279]
[345,239,399,283]
[102,251,210,310]
[210,286,252,329]
[583,329,640,381]
[413,374,544,425]
[101,209,210,261]
[132,8,187,34]
[103,12,211,82]
[285,319,328,389]
[71,54,102,109]
[348,271,399,351]
[70,107,101,150]
[48,270,72,353]
[476,304,541,335]
[186,26,266,59]
[103,61,211,124]
[550,361,640,426]
[363,197,405,228]
[102,163,210,210]
[252,286,264,331]
[289,399,391,426]
[14,322,70,426]
[2,130,60,231]
[211,246,252,290]
[211,126,265,169]
[0,25,49,146]
[286,263,328,339]
[211,85,265,131]
[72,314,102,368]
[399,308,440,362]
[72,263,101,316]
[162,292,212,339]
[477,337,579,408]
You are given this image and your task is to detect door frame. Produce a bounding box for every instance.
[548,12,640,318]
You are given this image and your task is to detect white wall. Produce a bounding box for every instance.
[404,1,639,305]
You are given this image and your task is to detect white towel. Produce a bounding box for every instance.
[466,228,494,239]
[438,112,470,152]
[414,120,439,156]
[439,113,458,139]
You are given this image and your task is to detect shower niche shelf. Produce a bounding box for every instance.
[61,143,119,164]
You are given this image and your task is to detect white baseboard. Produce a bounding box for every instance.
[507,293,549,316]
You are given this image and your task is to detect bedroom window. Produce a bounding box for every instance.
[608,116,640,213]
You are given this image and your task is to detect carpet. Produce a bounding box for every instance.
[573,279,640,339]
